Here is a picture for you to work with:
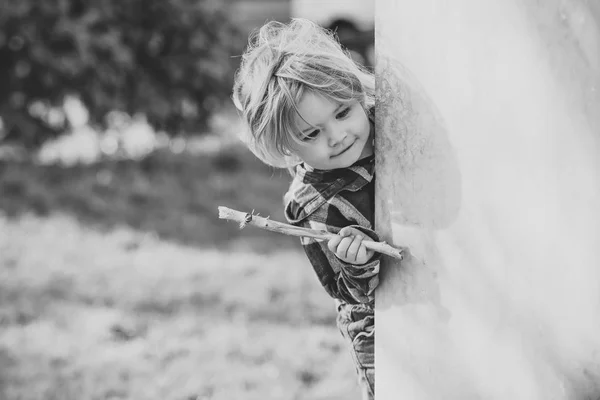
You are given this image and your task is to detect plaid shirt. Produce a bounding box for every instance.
[284,154,381,306]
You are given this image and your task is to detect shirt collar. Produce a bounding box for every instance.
[284,155,375,223]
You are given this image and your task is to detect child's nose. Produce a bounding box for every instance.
[328,127,347,146]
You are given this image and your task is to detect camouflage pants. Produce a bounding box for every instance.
[337,302,375,400]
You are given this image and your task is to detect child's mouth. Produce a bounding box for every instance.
[331,141,354,158]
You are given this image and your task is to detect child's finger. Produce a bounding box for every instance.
[338,226,355,237]
[336,236,354,260]
[356,242,368,262]
[346,234,363,261]
[327,234,342,253]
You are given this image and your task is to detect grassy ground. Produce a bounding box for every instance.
[0,144,361,400]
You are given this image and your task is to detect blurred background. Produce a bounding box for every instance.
[0,1,373,399]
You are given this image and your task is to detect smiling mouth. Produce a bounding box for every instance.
[331,141,355,158]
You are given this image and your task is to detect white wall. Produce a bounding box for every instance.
[375,1,600,398]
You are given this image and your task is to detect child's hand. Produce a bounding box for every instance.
[328,226,375,265]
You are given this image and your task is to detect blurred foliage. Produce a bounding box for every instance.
[0,0,241,148]
[0,144,295,251]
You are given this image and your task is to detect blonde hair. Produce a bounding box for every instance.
[232,18,375,168]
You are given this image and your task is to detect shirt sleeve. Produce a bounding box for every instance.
[298,219,381,305]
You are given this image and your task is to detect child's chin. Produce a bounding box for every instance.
[335,154,362,169]
[328,144,367,169]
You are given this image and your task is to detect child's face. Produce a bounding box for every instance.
[292,92,373,170]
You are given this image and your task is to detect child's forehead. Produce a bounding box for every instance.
[300,90,337,105]
[294,92,344,126]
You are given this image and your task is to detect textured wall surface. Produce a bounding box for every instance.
[375,1,600,399]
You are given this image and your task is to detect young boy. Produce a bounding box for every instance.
[232,18,379,399]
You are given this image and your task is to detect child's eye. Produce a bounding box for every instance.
[302,129,320,141]
[336,107,351,119]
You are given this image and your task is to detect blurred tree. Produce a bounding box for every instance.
[0,0,241,148]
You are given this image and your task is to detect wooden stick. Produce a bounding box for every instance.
[218,206,404,260]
